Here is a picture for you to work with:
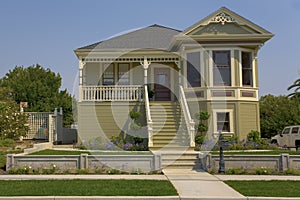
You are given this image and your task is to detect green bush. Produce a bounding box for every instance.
[0,138,15,147]
[129,111,141,121]
[247,130,261,142]
[255,167,271,175]
[195,135,205,145]
[226,168,248,175]
[284,168,300,175]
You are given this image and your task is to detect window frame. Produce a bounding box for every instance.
[186,51,201,88]
[241,51,253,87]
[213,109,234,134]
[212,50,232,86]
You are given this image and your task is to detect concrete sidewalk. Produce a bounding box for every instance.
[163,168,245,200]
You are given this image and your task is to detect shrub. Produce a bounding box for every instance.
[284,168,300,175]
[247,130,261,142]
[255,167,271,175]
[226,168,248,175]
[195,135,205,145]
[76,168,90,174]
[0,138,15,147]
[129,111,141,121]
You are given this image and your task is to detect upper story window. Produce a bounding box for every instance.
[187,52,201,87]
[213,50,231,86]
[103,64,114,85]
[241,52,253,86]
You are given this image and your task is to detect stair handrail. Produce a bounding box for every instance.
[179,85,195,147]
[144,85,153,147]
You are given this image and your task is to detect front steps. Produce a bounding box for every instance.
[161,152,202,169]
[149,101,189,150]
[149,101,200,169]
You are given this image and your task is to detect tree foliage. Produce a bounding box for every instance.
[0,87,29,139]
[0,64,74,127]
[260,94,300,138]
[288,78,300,98]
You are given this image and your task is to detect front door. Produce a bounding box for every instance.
[154,68,171,101]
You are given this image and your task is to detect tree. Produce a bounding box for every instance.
[0,87,29,139]
[288,78,300,98]
[194,110,210,145]
[0,64,74,127]
[260,94,300,138]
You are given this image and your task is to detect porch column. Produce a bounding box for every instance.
[140,57,151,85]
[175,61,182,86]
[78,59,85,102]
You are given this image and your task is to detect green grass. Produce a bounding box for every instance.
[210,150,300,155]
[29,149,152,155]
[225,180,300,197]
[0,180,177,196]
[29,149,90,155]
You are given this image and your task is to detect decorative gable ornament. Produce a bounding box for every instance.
[209,12,236,25]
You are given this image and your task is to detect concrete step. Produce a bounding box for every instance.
[160,152,202,169]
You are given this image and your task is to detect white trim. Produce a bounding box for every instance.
[213,109,234,135]
[230,49,235,87]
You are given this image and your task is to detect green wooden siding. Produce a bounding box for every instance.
[238,102,259,139]
[78,102,146,143]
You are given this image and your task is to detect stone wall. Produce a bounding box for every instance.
[6,153,161,173]
[201,153,297,172]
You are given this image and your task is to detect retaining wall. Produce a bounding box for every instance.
[6,153,161,173]
[202,153,299,172]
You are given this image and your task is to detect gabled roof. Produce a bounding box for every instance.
[77,24,181,51]
[182,7,272,35]
[76,7,273,54]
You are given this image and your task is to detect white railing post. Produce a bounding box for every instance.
[179,86,195,147]
[144,85,153,147]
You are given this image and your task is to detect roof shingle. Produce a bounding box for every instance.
[77,24,181,50]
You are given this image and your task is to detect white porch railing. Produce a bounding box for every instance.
[179,86,195,147]
[80,85,143,102]
[144,85,153,147]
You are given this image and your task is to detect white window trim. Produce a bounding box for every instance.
[213,109,234,134]
[239,50,255,88]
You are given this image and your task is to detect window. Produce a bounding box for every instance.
[242,52,253,86]
[187,52,201,87]
[118,64,130,85]
[292,127,299,134]
[213,50,231,86]
[283,128,290,134]
[102,64,114,85]
[217,112,230,132]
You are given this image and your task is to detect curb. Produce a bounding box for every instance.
[1,197,300,200]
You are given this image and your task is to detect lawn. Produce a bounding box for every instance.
[29,149,152,155]
[0,180,177,196]
[225,180,300,197]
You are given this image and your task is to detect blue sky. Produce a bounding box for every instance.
[0,0,299,97]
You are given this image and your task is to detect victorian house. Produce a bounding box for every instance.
[74,7,273,150]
